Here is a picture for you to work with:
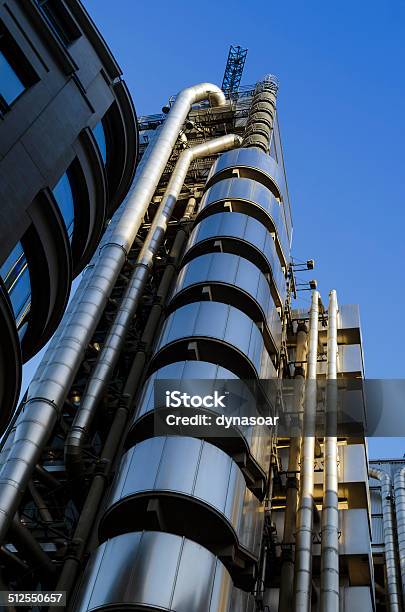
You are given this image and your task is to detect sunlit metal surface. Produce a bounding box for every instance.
[317,344,364,377]
[100,436,264,558]
[72,531,234,611]
[184,211,287,290]
[128,361,271,480]
[197,176,290,263]
[206,146,292,240]
[170,251,283,339]
[150,300,277,379]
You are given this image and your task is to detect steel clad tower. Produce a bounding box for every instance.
[0,43,383,611]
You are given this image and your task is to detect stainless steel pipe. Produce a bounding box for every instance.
[294,290,319,611]
[64,134,242,477]
[372,468,401,611]
[0,83,226,543]
[279,325,307,612]
[394,467,405,609]
[320,289,339,612]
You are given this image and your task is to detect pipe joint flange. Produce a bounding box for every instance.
[98,241,129,260]
[22,396,59,415]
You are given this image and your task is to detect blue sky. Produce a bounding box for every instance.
[23,1,405,457]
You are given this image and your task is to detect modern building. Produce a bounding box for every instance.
[0,0,138,429]
[0,37,393,612]
[369,458,405,612]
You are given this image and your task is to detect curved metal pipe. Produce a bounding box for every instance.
[371,467,401,611]
[64,134,242,479]
[394,467,405,609]
[320,289,339,612]
[0,83,226,544]
[294,290,319,612]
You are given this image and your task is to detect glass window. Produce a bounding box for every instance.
[93,121,107,164]
[0,241,31,331]
[36,0,81,46]
[0,22,38,109]
[53,172,74,240]
[0,49,25,105]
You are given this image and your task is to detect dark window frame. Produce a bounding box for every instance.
[0,20,39,113]
[35,0,81,47]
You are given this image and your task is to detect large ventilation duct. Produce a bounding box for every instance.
[0,83,226,543]
[64,133,242,480]
[394,467,405,609]
[320,289,339,612]
[294,290,319,611]
[242,74,278,154]
[371,468,401,612]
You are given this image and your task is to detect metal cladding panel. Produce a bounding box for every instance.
[339,587,374,612]
[314,444,368,486]
[371,515,384,545]
[186,211,286,281]
[101,436,263,557]
[207,147,288,212]
[172,251,284,323]
[312,509,372,557]
[230,588,256,611]
[317,344,364,376]
[153,301,276,379]
[338,344,364,375]
[170,255,282,353]
[338,304,361,331]
[129,362,271,477]
[340,444,368,483]
[72,532,233,611]
[198,176,290,261]
[338,509,372,556]
[370,489,382,515]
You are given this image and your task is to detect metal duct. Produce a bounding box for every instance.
[242,74,278,154]
[320,289,339,612]
[0,83,226,543]
[64,133,242,479]
[394,467,405,609]
[372,468,401,612]
[294,290,319,612]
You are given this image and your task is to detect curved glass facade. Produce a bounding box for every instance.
[0,241,30,334]
[93,121,107,164]
[52,172,75,240]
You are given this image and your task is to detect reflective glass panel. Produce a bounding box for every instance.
[0,49,24,105]
[93,121,107,164]
[0,241,31,328]
[53,172,74,240]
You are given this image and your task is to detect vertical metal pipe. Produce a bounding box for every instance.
[279,325,307,612]
[394,467,405,609]
[372,468,401,611]
[294,290,319,611]
[64,134,241,478]
[320,289,339,612]
[0,83,226,544]
[181,195,197,220]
